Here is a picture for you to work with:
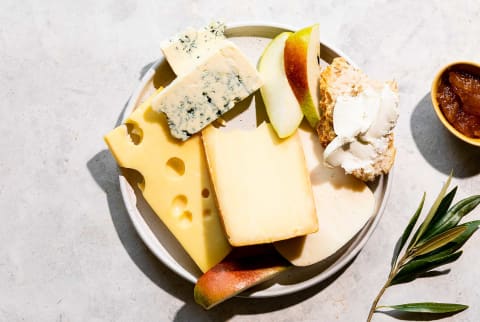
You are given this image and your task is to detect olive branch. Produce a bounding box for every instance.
[367,174,480,321]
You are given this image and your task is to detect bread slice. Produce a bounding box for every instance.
[317,57,398,181]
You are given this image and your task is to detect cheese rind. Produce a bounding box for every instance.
[152,44,263,141]
[274,127,375,266]
[161,21,230,76]
[104,89,232,272]
[202,123,318,246]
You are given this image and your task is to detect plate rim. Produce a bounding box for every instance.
[117,22,393,297]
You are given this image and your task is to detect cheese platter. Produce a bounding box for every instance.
[105,22,394,303]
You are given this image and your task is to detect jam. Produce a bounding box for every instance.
[436,69,480,138]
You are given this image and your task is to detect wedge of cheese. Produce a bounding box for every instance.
[202,123,318,246]
[152,44,263,141]
[104,89,231,272]
[274,126,375,266]
[161,21,231,76]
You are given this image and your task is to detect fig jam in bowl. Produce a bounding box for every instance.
[431,61,480,146]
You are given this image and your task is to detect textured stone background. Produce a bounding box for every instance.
[1,0,480,321]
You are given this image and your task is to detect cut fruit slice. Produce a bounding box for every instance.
[284,24,321,128]
[194,246,291,309]
[258,32,304,138]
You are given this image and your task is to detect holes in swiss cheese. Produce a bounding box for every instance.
[203,209,212,219]
[120,168,145,192]
[201,189,211,219]
[170,195,192,228]
[178,210,192,227]
[166,157,185,177]
[201,188,210,198]
[125,122,143,145]
[171,195,187,212]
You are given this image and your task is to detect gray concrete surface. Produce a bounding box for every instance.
[1,0,480,321]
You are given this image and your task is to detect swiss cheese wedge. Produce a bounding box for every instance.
[202,123,318,246]
[104,89,231,272]
[274,126,375,266]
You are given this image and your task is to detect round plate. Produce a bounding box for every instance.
[117,22,392,298]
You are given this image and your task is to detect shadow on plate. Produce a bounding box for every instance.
[87,149,194,303]
[410,93,480,178]
[86,61,196,304]
[172,258,355,322]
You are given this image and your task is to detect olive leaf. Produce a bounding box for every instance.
[422,195,480,240]
[391,193,425,268]
[391,251,462,285]
[407,225,467,259]
[419,187,457,241]
[415,220,480,261]
[367,174,480,322]
[408,174,452,248]
[377,302,468,314]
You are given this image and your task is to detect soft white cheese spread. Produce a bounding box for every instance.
[323,84,399,175]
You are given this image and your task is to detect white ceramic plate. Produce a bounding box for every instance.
[117,22,392,298]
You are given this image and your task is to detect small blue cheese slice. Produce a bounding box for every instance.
[152,44,263,141]
[161,21,231,75]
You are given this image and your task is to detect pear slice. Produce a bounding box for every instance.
[258,32,304,138]
[284,24,321,128]
[194,246,291,309]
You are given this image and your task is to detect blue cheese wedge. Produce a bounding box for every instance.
[161,21,231,75]
[152,44,263,141]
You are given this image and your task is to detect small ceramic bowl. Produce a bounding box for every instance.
[431,61,480,146]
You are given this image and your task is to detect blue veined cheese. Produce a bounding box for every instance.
[152,44,263,141]
[161,21,232,75]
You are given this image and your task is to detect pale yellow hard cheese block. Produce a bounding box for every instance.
[202,123,318,246]
[104,89,231,272]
